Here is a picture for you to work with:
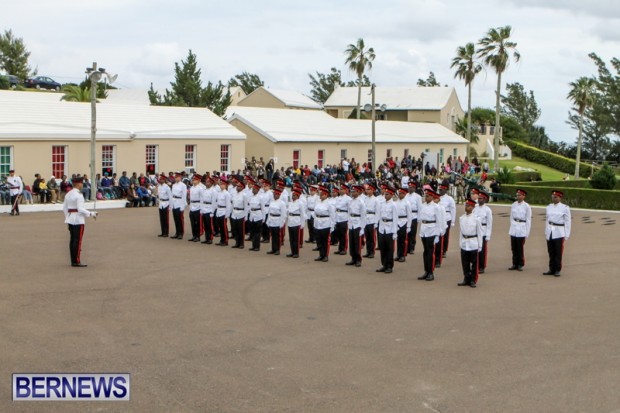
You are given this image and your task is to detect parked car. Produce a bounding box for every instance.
[24,76,61,91]
[0,74,19,89]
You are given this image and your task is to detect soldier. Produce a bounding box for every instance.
[439,183,456,258]
[313,186,335,262]
[376,187,398,273]
[261,181,274,243]
[406,181,422,254]
[474,192,493,273]
[62,176,97,267]
[305,185,319,243]
[544,190,571,277]
[363,183,380,259]
[187,174,203,242]
[200,176,217,244]
[286,188,306,258]
[418,190,443,281]
[7,169,23,216]
[230,180,249,249]
[458,199,483,288]
[248,183,266,251]
[346,185,366,267]
[214,178,232,246]
[508,189,532,271]
[157,174,172,237]
[170,172,187,239]
[395,187,412,262]
[333,184,352,255]
[266,188,288,255]
[433,193,448,268]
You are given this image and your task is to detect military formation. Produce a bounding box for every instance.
[152,172,572,287]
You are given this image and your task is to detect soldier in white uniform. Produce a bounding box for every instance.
[376,187,399,274]
[188,174,204,242]
[200,176,217,244]
[418,190,443,281]
[214,179,232,246]
[170,172,187,239]
[286,188,306,258]
[363,183,380,259]
[346,185,367,267]
[230,181,249,249]
[266,188,288,255]
[439,183,457,258]
[474,192,493,273]
[544,190,571,277]
[62,176,97,267]
[305,185,319,243]
[509,189,532,271]
[261,181,274,243]
[458,199,483,288]
[7,169,23,216]
[156,174,172,237]
[248,183,266,251]
[395,187,412,262]
[333,185,352,255]
[312,186,336,262]
[406,181,422,254]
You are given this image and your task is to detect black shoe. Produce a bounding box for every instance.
[508,266,518,270]
[435,263,441,268]
[72,263,87,267]
[426,274,435,281]
[170,234,179,239]
[188,237,197,242]
[363,253,370,258]
[417,273,428,280]
[177,236,183,240]
[321,257,328,262]
[292,254,299,258]
[479,268,485,274]
[216,242,228,246]
[458,281,469,286]
[470,282,477,288]
[397,257,406,263]
[553,272,561,277]
[354,262,361,267]
[376,267,386,273]
[231,245,240,248]
[157,234,167,237]
[384,268,393,274]
[517,266,524,271]
[273,251,280,256]
[366,254,374,259]
[249,247,257,251]
[543,271,554,276]
[338,251,346,255]
[345,261,355,265]
[286,254,294,257]
[314,257,323,261]
[267,251,275,254]
[312,247,320,251]
[261,239,270,243]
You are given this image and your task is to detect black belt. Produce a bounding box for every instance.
[270,214,281,217]
[337,209,348,213]
[398,215,407,218]
[463,235,477,239]
[251,208,261,211]
[173,196,182,199]
[234,208,244,210]
[190,200,200,203]
[411,210,418,213]
[308,208,315,211]
[481,223,487,226]
[160,198,169,201]
[549,222,564,226]
[316,214,329,218]
[382,219,393,222]
[367,210,375,214]
[514,219,526,223]
[290,213,300,216]
[203,201,212,204]
[265,204,270,207]
[350,213,361,217]
[422,220,436,224]
[217,204,226,208]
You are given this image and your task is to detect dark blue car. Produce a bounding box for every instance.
[24,76,61,91]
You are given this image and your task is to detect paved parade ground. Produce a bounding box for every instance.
[1,205,619,412]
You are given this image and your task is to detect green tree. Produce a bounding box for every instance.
[567,76,596,178]
[417,71,443,87]
[566,101,612,161]
[477,25,521,172]
[588,53,620,135]
[308,67,345,103]
[590,163,617,189]
[451,43,482,158]
[0,29,35,79]
[501,82,541,135]
[61,85,92,102]
[345,74,371,87]
[345,38,376,119]
[228,71,264,95]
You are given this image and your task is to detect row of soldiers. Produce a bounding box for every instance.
[155,172,505,287]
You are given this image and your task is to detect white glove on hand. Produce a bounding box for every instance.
[91,211,98,219]
[359,229,364,236]
[392,234,397,240]
[434,236,439,244]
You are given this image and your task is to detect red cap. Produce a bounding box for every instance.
[439,184,449,190]
[398,187,408,195]
[478,192,489,200]
[552,190,564,197]
[174,171,183,177]
[158,174,167,181]
[516,189,527,196]
[384,187,395,195]
[425,189,440,199]
[252,183,261,190]
[319,186,330,195]
[352,185,364,193]
[273,188,283,195]
[471,188,480,195]
[366,183,377,191]
[206,176,216,185]
[465,198,476,207]
[192,174,202,181]
[292,188,303,196]
[408,181,418,187]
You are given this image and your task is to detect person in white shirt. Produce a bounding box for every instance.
[394,188,412,262]
[188,174,204,242]
[418,190,443,281]
[63,176,97,267]
[214,179,232,246]
[200,176,217,244]
[261,181,274,243]
[439,183,457,258]
[156,174,172,237]
[458,199,483,288]
[406,181,423,254]
[248,183,266,251]
[313,186,336,262]
[286,188,306,258]
[376,187,399,274]
[7,169,23,216]
[346,185,367,267]
[544,190,571,277]
[509,189,532,271]
[473,191,493,274]
[230,181,249,249]
[334,185,352,255]
[305,185,320,243]
[266,188,288,255]
[170,172,188,240]
[363,183,380,259]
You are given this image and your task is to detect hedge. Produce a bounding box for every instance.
[505,140,598,179]
[500,184,620,210]
[524,180,620,190]
[485,171,542,183]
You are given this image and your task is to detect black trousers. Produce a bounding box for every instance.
[10,194,19,214]
[442,221,452,255]
[547,237,564,273]
[479,236,488,270]
[172,208,184,236]
[189,210,201,238]
[316,227,331,259]
[261,216,270,241]
[434,235,444,265]
[510,236,526,267]
[231,217,245,247]
[421,236,436,274]
[289,225,301,255]
[407,219,418,253]
[396,225,408,259]
[216,216,228,244]
[249,219,262,250]
[335,221,348,253]
[158,207,169,236]
[307,217,316,242]
[269,226,281,253]
[461,249,479,284]
[364,224,376,256]
[349,227,362,264]
[377,232,395,270]
[68,224,84,265]
[201,212,214,242]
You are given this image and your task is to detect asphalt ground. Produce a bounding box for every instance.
[1,205,619,413]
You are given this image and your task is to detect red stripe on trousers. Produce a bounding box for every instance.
[77,224,84,264]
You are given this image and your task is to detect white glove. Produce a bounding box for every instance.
[564,237,569,241]
[91,211,98,219]
[359,229,364,236]
[434,236,439,244]
[392,234,397,240]
[451,223,455,227]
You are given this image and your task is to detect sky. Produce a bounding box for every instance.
[2,0,619,143]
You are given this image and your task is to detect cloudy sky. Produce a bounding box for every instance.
[3,0,619,143]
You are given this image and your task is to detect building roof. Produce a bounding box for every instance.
[225,106,467,144]
[238,86,322,109]
[324,86,458,110]
[0,90,245,141]
[101,88,151,105]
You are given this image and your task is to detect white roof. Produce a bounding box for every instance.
[240,87,322,109]
[0,90,245,141]
[324,86,457,110]
[101,89,151,105]
[225,106,467,144]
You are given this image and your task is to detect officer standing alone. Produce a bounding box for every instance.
[544,190,571,277]
[63,176,97,267]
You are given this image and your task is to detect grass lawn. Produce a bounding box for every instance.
[499,156,570,182]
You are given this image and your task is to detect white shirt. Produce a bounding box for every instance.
[439,193,456,225]
[377,199,398,235]
[231,190,249,219]
[157,183,172,209]
[248,193,266,222]
[200,186,216,214]
[405,191,422,220]
[459,213,483,252]
[509,201,532,238]
[287,198,306,227]
[189,184,203,212]
[473,203,493,240]
[334,194,351,223]
[215,191,232,218]
[348,196,366,232]
[418,201,443,238]
[313,199,335,231]
[63,188,95,225]
[364,195,380,226]
[545,202,571,240]
[266,198,288,227]
[171,181,187,211]
[395,197,412,231]
[7,175,23,195]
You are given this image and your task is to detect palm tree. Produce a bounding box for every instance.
[477,26,520,172]
[345,38,376,119]
[61,85,91,102]
[567,76,596,179]
[451,42,482,159]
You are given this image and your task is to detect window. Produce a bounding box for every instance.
[220,144,230,172]
[317,150,325,168]
[490,126,495,135]
[52,146,67,178]
[101,145,115,176]
[340,149,347,160]
[404,149,410,159]
[439,148,444,164]
[185,144,196,172]
[146,145,158,175]
[0,146,13,178]
[480,124,487,134]
[293,150,300,169]
[386,149,392,159]
[453,148,458,157]
[368,149,373,163]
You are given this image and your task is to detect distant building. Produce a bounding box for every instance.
[234,86,322,110]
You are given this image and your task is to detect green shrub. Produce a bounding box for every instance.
[525,179,620,190]
[506,140,596,179]
[486,171,542,183]
[500,184,620,209]
[0,76,9,90]
[590,164,617,190]
[496,167,514,184]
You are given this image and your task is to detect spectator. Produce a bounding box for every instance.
[47,175,59,203]
[32,173,44,202]
[490,177,501,202]
[82,175,92,200]
[119,171,130,196]
[136,184,154,206]
[126,183,140,207]
[0,179,10,204]
[100,173,114,198]
[60,175,71,201]
[38,177,51,203]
